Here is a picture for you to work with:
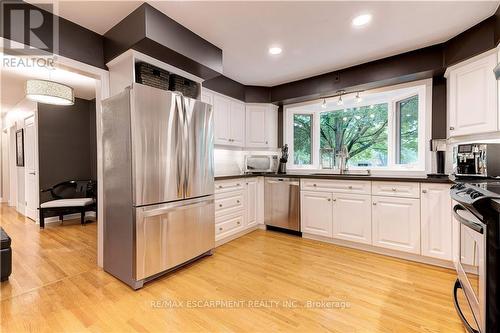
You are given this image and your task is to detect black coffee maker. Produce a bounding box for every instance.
[278,144,288,174]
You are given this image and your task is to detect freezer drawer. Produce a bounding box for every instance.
[264,178,300,231]
[135,196,215,280]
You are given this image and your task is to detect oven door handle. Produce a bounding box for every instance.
[453,205,484,234]
[453,279,479,333]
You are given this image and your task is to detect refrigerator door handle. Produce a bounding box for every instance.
[142,196,214,218]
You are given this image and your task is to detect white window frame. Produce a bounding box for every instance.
[284,79,432,174]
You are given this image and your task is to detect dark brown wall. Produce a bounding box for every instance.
[104,3,222,80]
[432,76,447,139]
[38,98,97,204]
[1,0,105,69]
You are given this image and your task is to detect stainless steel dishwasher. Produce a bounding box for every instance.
[264,177,300,232]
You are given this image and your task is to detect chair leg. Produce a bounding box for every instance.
[80,209,85,225]
[39,209,45,229]
[59,214,63,222]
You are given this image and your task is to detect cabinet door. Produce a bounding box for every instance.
[213,94,231,145]
[372,196,420,254]
[265,106,278,148]
[332,193,372,244]
[448,53,497,137]
[246,105,268,147]
[421,184,452,260]
[201,89,213,106]
[229,101,246,147]
[246,178,258,227]
[301,191,333,237]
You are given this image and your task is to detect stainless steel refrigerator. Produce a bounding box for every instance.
[102,83,214,289]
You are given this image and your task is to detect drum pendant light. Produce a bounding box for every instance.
[25,79,74,105]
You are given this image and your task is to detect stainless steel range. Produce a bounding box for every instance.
[451,181,500,333]
[102,83,214,289]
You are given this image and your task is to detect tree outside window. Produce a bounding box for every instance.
[320,103,389,168]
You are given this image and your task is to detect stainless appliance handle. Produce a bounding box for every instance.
[453,205,484,234]
[142,196,214,218]
[453,279,479,333]
[266,179,299,186]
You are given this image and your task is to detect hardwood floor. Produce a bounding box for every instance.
[0,203,465,332]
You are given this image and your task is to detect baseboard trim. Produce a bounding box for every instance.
[16,203,25,215]
[302,233,454,270]
[41,211,97,225]
[216,225,259,247]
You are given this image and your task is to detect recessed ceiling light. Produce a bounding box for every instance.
[352,14,372,27]
[269,47,282,55]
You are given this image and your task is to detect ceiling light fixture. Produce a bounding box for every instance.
[337,91,344,106]
[321,98,327,108]
[26,79,74,105]
[355,92,362,103]
[269,47,282,55]
[352,14,372,27]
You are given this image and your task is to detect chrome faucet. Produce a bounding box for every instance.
[336,145,349,174]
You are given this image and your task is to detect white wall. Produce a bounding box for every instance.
[2,99,36,211]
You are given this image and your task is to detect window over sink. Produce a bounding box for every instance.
[284,80,430,172]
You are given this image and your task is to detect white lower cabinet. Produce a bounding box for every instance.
[300,191,333,237]
[246,178,258,228]
[420,184,452,260]
[332,193,372,244]
[372,196,421,254]
[215,177,261,244]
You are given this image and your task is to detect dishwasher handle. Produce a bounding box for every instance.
[266,179,299,186]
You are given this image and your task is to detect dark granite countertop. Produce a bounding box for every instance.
[214,173,453,184]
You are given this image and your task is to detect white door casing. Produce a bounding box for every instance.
[24,115,39,221]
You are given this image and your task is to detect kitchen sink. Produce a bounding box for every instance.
[310,171,371,176]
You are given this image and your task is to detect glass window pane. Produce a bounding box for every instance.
[320,103,388,168]
[397,96,419,164]
[293,114,313,165]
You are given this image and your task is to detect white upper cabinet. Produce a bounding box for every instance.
[203,88,245,147]
[301,191,333,237]
[447,51,498,137]
[332,193,372,244]
[372,196,420,254]
[229,101,246,146]
[213,94,231,145]
[246,104,278,148]
[420,184,452,261]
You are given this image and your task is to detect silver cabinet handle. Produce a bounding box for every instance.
[332,198,337,202]
[236,183,241,186]
[449,126,455,131]
[219,227,223,231]
[313,184,317,187]
[373,202,377,206]
[348,185,353,189]
[265,141,268,144]
[29,172,36,175]
[218,185,223,189]
[219,204,223,208]
[237,221,241,225]
[422,189,427,193]
[392,188,396,191]
[236,200,240,203]
[327,198,331,201]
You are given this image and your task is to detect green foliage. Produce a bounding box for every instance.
[320,103,389,167]
[293,114,313,165]
[398,96,419,164]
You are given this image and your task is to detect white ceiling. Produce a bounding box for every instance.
[32,1,499,86]
[1,55,96,114]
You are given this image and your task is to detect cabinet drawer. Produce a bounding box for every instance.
[215,212,245,240]
[215,190,244,216]
[371,181,420,198]
[215,179,245,193]
[301,179,371,194]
